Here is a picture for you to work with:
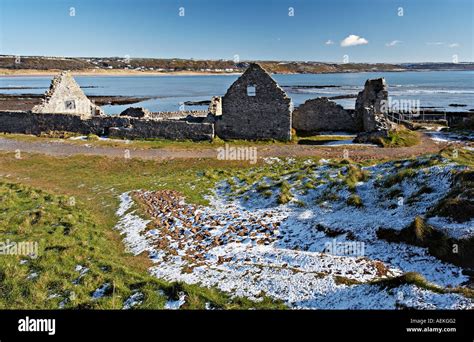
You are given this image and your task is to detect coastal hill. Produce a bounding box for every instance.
[1,55,473,74]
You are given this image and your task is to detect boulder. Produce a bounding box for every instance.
[119,107,151,118]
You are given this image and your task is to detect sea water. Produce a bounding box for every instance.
[1,71,472,114]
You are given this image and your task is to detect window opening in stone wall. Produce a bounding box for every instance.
[65,100,76,110]
[247,85,256,96]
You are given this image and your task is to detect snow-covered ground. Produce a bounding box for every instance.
[114,157,473,309]
[425,129,474,147]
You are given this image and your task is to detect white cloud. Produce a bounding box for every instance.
[325,40,334,45]
[426,42,460,48]
[385,40,402,47]
[340,35,368,47]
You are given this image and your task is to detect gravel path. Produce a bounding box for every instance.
[0,134,446,161]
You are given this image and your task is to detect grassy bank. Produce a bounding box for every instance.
[0,132,354,150]
[0,153,286,309]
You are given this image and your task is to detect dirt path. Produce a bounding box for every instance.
[0,134,446,161]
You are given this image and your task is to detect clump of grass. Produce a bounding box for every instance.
[346,194,363,207]
[277,181,293,204]
[256,182,271,192]
[39,130,79,139]
[382,168,417,188]
[406,185,433,204]
[441,147,474,168]
[316,188,340,204]
[428,170,474,223]
[86,133,100,140]
[378,129,420,148]
[371,272,474,299]
[377,216,474,268]
[343,164,370,191]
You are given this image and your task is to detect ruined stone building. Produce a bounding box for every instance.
[0,71,214,141]
[292,77,392,138]
[0,65,395,142]
[292,97,361,133]
[215,63,293,140]
[32,71,104,119]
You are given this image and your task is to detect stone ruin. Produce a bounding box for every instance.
[2,65,397,142]
[208,96,222,116]
[215,63,293,141]
[291,77,394,141]
[356,78,391,131]
[292,97,361,133]
[353,78,394,143]
[32,71,104,119]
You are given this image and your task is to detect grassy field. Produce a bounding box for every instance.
[0,133,354,150]
[0,152,286,309]
[0,145,471,309]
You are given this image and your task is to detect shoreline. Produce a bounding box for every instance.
[1,68,473,78]
[0,69,242,77]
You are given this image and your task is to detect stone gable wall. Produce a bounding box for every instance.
[215,63,292,140]
[32,71,104,119]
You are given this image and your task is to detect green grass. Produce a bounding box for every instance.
[377,216,474,269]
[346,194,363,207]
[0,153,287,309]
[441,146,474,168]
[342,164,370,192]
[277,180,293,204]
[1,132,353,150]
[381,168,417,188]
[378,129,421,148]
[428,169,474,223]
[371,272,474,299]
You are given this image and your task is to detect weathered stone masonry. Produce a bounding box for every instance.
[215,63,293,141]
[0,111,214,141]
[32,71,103,118]
[0,71,214,141]
[0,66,395,142]
[292,97,361,133]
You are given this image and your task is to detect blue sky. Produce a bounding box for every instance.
[0,0,472,62]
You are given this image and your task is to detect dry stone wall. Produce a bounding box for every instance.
[0,111,214,141]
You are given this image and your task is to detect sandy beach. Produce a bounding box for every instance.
[0,68,242,77]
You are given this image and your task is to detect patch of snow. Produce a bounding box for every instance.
[113,159,473,309]
[92,283,111,299]
[114,192,152,255]
[123,292,144,309]
[427,217,474,240]
[26,272,38,280]
[164,293,186,310]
